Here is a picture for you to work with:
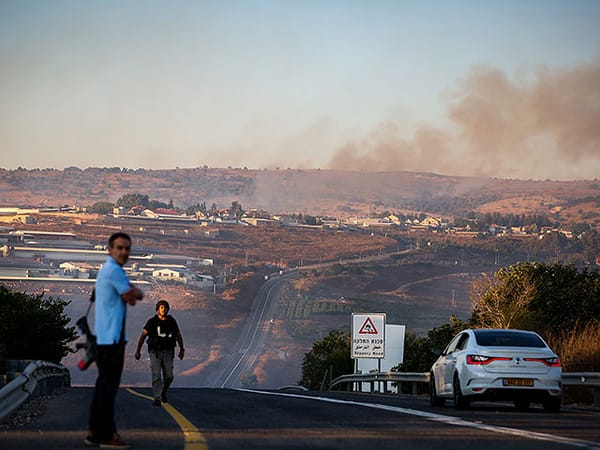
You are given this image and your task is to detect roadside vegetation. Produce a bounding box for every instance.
[0,286,76,372]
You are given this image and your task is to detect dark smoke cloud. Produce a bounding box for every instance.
[328,59,600,180]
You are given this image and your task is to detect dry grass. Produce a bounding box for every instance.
[548,322,600,372]
[547,322,600,405]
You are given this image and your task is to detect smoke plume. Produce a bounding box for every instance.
[328,59,600,180]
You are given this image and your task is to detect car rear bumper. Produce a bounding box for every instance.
[463,376,561,397]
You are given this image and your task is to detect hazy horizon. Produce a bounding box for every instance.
[1,1,599,181]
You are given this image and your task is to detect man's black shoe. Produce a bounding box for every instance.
[84,433,100,447]
[152,399,161,406]
[161,392,168,403]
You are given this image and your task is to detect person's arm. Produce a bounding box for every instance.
[134,329,148,360]
[176,331,185,360]
[122,285,144,305]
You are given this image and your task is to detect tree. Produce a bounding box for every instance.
[426,315,469,355]
[148,199,169,210]
[229,201,244,218]
[186,202,207,216]
[469,268,537,329]
[470,262,600,335]
[299,330,352,390]
[0,286,77,366]
[391,331,430,372]
[116,193,149,210]
[392,316,467,373]
[89,201,114,215]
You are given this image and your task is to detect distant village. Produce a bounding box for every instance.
[0,203,580,239]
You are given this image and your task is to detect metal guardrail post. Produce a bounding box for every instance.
[0,360,70,422]
[562,372,600,407]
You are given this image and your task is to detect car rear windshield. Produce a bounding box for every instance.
[473,330,546,347]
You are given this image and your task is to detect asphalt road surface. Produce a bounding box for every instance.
[2,387,599,450]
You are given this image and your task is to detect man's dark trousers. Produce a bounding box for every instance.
[88,343,125,440]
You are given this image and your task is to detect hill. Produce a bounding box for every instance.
[1,167,599,227]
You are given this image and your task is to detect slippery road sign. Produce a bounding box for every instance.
[352,313,386,358]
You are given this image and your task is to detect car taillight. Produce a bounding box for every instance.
[523,357,561,367]
[466,355,511,365]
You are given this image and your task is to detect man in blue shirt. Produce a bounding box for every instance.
[85,232,144,449]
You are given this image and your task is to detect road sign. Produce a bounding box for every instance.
[351,313,386,359]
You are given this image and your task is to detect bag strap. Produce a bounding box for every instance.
[84,289,95,317]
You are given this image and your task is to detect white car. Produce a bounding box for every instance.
[429,328,562,412]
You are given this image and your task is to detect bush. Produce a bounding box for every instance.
[0,286,77,367]
[299,329,352,390]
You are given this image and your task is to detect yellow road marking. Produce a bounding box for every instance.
[125,388,208,450]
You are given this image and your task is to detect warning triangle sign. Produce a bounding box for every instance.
[359,317,378,334]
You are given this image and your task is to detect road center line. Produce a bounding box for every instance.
[125,388,208,450]
[239,389,600,450]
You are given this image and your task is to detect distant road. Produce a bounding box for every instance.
[298,248,413,270]
[209,271,299,388]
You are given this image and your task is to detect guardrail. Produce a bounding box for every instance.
[0,360,71,422]
[330,371,600,406]
[330,371,429,395]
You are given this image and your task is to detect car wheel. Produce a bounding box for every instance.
[543,396,561,413]
[514,399,530,411]
[429,374,445,407]
[453,374,469,409]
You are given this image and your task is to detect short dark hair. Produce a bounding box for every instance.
[108,232,131,247]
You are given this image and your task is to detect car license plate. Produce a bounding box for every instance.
[503,378,534,387]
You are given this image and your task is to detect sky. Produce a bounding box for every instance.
[1,0,599,180]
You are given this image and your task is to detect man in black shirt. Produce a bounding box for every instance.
[134,300,184,406]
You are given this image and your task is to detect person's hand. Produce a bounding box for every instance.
[178,348,185,360]
[134,351,141,360]
[133,286,144,300]
[123,286,144,305]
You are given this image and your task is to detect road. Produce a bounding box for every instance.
[209,271,299,388]
[1,387,599,450]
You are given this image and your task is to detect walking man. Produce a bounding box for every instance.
[86,232,143,448]
[135,300,184,406]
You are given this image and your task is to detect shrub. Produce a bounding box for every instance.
[0,286,77,367]
[299,329,352,390]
